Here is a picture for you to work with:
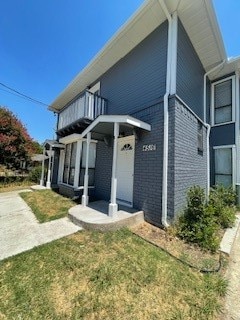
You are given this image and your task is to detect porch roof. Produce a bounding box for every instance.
[43,139,65,149]
[80,115,151,140]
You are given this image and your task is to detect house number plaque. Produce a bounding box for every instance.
[142,144,156,152]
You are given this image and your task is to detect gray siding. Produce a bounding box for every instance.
[168,97,208,218]
[100,22,168,115]
[177,20,205,119]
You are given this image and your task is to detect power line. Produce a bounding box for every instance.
[0,82,52,108]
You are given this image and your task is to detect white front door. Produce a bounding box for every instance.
[116,136,135,207]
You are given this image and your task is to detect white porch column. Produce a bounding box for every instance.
[46,146,52,189]
[40,147,46,186]
[108,122,119,216]
[82,133,91,206]
[74,140,82,188]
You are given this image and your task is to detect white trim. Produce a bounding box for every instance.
[74,186,95,191]
[82,132,91,206]
[211,75,236,126]
[175,95,207,127]
[59,134,82,144]
[50,0,226,112]
[235,71,240,183]
[213,145,236,188]
[40,147,46,186]
[203,60,225,123]
[88,81,100,94]
[46,145,52,189]
[170,11,178,95]
[213,144,235,149]
[116,135,135,208]
[158,0,171,228]
[81,115,151,138]
[109,122,119,216]
[211,121,235,128]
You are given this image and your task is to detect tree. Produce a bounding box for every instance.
[0,106,41,169]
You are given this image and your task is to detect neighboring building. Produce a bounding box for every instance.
[41,0,240,227]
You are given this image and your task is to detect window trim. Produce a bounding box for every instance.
[213,145,236,188]
[211,75,236,126]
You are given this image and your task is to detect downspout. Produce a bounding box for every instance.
[158,0,172,228]
[203,60,225,196]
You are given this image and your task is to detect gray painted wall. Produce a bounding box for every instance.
[168,97,208,219]
[132,102,164,227]
[100,22,168,115]
[176,20,205,120]
[94,141,113,201]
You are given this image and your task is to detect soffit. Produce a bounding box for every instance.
[50,0,226,111]
[209,57,240,81]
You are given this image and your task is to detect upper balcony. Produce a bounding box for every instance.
[57,91,107,133]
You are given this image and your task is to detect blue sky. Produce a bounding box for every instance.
[0,1,239,143]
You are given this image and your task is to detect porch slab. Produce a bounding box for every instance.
[31,185,47,190]
[68,200,144,232]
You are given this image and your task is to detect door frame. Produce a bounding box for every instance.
[116,135,135,207]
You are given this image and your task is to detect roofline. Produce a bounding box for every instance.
[203,0,226,63]
[49,0,151,112]
[50,0,227,112]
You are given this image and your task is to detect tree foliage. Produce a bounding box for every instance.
[0,106,41,169]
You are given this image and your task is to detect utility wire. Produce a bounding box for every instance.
[0,82,52,108]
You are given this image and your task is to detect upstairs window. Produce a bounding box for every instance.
[211,76,235,125]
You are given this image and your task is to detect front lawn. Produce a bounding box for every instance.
[20,190,77,223]
[0,229,226,319]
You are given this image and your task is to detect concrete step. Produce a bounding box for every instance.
[68,200,144,232]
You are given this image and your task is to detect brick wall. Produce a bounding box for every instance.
[168,97,208,220]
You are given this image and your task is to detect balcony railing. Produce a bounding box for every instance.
[58,91,107,131]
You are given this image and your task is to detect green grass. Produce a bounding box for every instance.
[0,180,31,193]
[20,190,77,223]
[0,229,227,319]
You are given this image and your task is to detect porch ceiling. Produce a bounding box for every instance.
[81,115,151,140]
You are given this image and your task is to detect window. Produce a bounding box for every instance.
[214,147,233,187]
[79,142,96,187]
[212,77,235,125]
[197,122,203,153]
[63,142,77,185]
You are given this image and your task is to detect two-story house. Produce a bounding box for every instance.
[40,0,240,228]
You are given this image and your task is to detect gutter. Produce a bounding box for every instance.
[158,0,173,228]
[203,60,226,196]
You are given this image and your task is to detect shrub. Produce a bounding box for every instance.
[209,185,236,228]
[28,166,42,183]
[177,186,220,252]
[210,185,236,207]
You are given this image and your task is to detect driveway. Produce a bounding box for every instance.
[0,190,81,261]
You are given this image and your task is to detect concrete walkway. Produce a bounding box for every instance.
[0,190,81,261]
[223,221,240,320]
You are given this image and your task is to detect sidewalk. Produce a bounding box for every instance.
[223,223,240,320]
[0,190,81,261]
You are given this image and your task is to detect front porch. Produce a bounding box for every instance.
[41,114,151,218]
[68,200,144,232]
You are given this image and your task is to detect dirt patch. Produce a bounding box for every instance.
[130,222,223,272]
